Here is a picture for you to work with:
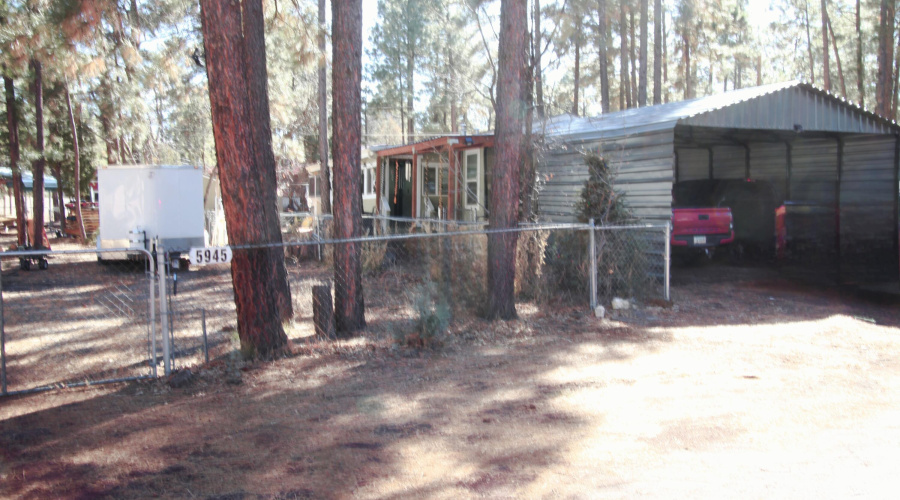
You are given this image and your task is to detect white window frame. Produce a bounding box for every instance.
[463,149,483,209]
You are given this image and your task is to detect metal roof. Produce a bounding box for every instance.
[540,81,900,144]
[0,167,58,190]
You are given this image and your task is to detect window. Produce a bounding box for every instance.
[309,176,317,197]
[424,165,438,195]
[464,150,481,207]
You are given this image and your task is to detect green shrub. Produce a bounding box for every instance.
[396,282,450,349]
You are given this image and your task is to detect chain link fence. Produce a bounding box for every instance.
[0,222,670,395]
[165,222,670,362]
[1,248,156,396]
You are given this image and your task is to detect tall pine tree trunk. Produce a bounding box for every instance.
[621,2,631,108]
[4,74,27,247]
[876,0,895,118]
[653,0,661,104]
[662,4,668,102]
[639,0,648,107]
[804,0,816,84]
[629,8,637,104]
[573,17,581,116]
[332,0,366,334]
[533,0,544,118]
[31,59,45,250]
[821,0,831,91]
[318,0,332,214]
[827,17,846,96]
[64,80,85,240]
[856,0,864,106]
[52,162,65,234]
[487,0,526,320]
[406,50,415,142]
[200,0,288,356]
[241,0,293,322]
[597,0,610,113]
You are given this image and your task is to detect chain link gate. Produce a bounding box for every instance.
[1,248,158,396]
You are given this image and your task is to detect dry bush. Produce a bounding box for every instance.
[515,230,549,300]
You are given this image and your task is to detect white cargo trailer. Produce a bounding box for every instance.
[98,165,205,264]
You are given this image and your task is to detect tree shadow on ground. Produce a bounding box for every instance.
[0,303,666,499]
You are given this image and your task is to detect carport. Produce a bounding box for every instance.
[538,81,900,286]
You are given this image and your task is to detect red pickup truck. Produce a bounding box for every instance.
[671,181,735,261]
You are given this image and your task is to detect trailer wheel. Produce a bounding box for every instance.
[39,258,49,270]
[22,259,31,271]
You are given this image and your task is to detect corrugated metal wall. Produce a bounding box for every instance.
[538,130,675,223]
[712,145,746,178]
[749,142,788,201]
[840,135,898,283]
[675,148,708,180]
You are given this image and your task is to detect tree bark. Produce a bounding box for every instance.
[533,0,544,119]
[31,59,45,250]
[821,0,830,91]
[312,284,335,339]
[64,80,86,240]
[662,4,668,102]
[241,0,294,322]
[487,0,526,320]
[856,0,864,106]
[653,0,661,104]
[639,0,648,107]
[51,162,66,234]
[827,16,846,97]
[804,0,815,84]
[629,8,637,104]
[573,16,581,116]
[318,0,332,214]
[597,0,610,113]
[876,0,895,118]
[200,0,288,357]
[621,2,631,108]
[331,0,366,334]
[4,74,27,247]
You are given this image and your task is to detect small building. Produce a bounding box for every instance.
[304,148,379,215]
[0,167,60,223]
[372,133,495,221]
[537,81,900,286]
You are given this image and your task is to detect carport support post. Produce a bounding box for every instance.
[589,218,597,309]
[157,247,171,376]
[1,267,6,395]
[664,222,671,302]
[149,255,157,378]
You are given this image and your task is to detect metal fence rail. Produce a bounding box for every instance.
[0,248,156,396]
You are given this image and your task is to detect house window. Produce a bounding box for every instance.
[365,168,373,194]
[309,176,317,197]
[424,165,438,195]
[464,150,481,207]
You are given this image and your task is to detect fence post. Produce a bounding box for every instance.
[202,308,209,364]
[664,221,671,302]
[1,266,6,395]
[589,218,597,310]
[148,252,157,378]
[157,246,171,376]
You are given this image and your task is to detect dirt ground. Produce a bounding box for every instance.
[2,260,900,499]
